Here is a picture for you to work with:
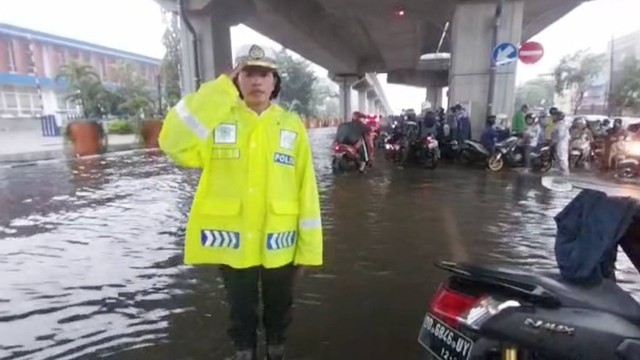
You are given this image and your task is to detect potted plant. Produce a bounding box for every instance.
[111,61,160,148]
[57,60,108,156]
[139,118,163,148]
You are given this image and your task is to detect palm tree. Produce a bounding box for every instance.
[56,60,106,118]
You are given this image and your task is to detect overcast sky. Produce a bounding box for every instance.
[1,0,639,113]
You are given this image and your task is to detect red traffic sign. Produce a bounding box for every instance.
[518,42,544,65]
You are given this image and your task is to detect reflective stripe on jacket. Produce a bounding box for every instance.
[159,75,323,269]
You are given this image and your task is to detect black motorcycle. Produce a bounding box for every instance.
[487,136,552,172]
[439,139,460,161]
[458,139,492,165]
[418,200,640,360]
[411,133,440,169]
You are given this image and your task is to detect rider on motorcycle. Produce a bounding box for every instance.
[480,115,498,154]
[523,113,542,171]
[570,117,594,169]
[334,111,372,172]
[390,110,420,167]
[420,110,438,137]
[605,118,628,170]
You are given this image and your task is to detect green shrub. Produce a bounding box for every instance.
[107,119,135,134]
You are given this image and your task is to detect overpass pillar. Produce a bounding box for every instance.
[357,90,367,113]
[338,79,352,123]
[367,92,376,114]
[180,14,233,94]
[426,87,443,109]
[449,0,523,139]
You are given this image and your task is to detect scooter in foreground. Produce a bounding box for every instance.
[418,193,640,360]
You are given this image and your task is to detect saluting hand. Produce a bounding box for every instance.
[227,63,243,79]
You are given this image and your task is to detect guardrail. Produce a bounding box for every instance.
[41,115,61,137]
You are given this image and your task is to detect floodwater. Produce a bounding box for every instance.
[0,127,639,360]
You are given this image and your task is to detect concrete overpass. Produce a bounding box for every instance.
[156,0,588,133]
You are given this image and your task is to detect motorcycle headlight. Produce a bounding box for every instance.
[627,142,640,157]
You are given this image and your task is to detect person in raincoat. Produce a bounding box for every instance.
[551,110,571,175]
[159,44,323,360]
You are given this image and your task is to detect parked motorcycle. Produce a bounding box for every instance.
[413,134,440,169]
[384,132,439,169]
[331,141,368,174]
[439,139,460,161]
[487,137,552,172]
[458,140,492,166]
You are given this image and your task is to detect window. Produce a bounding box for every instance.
[58,47,67,66]
[26,43,36,74]
[3,91,18,109]
[99,58,107,80]
[7,40,16,72]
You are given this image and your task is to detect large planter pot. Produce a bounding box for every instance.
[140,119,163,148]
[65,121,106,157]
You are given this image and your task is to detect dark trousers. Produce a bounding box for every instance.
[523,145,533,169]
[220,264,297,351]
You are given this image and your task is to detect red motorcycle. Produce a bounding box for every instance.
[331,140,371,174]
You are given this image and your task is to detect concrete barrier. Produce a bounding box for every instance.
[303,118,341,129]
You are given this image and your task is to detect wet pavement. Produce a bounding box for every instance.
[1,127,639,360]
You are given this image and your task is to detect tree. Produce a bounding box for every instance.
[56,60,107,118]
[111,61,153,119]
[310,78,339,118]
[610,56,640,114]
[161,11,182,109]
[515,77,555,109]
[554,50,605,115]
[275,49,318,117]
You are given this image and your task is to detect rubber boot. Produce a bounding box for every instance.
[225,349,257,360]
[266,345,285,360]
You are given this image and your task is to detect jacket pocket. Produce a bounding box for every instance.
[271,200,299,215]
[199,198,242,216]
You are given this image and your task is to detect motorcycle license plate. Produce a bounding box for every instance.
[418,314,473,360]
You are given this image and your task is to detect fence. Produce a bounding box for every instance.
[41,115,61,137]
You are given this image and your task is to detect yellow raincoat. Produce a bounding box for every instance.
[159,75,323,269]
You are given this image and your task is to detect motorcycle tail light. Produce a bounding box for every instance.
[430,285,520,330]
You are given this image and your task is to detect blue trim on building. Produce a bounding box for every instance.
[0,23,161,65]
[0,72,66,88]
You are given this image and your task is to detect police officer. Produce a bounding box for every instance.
[159,44,323,360]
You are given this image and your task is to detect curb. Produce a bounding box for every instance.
[0,146,160,170]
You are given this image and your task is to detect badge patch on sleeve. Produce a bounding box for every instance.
[274,152,294,166]
[279,130,297,150]
[214,123,237,144]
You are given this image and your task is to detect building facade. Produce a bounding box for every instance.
[0,23,161,128]
[576,29,640,116]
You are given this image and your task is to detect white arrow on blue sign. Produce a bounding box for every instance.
[492,42,518,66]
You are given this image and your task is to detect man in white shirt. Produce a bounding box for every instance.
[523,113,542,172]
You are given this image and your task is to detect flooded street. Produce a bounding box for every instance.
[1,127,639,360]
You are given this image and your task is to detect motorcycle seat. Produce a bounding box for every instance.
[530,272,640,322]
[464,140,490,155]
[448,263,640,322]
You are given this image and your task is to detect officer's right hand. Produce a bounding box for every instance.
[228,64,243,79]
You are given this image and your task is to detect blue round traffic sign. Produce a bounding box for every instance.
[492,43,518,66]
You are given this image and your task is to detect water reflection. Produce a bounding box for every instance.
[0,127,638,359]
